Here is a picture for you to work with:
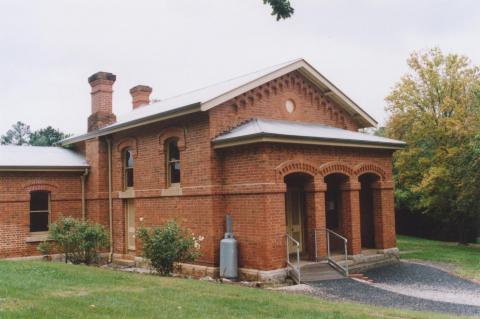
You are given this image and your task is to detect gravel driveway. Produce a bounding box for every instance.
[308,261,480,316]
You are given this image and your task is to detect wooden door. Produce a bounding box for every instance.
[127,200,136,251]
[285,187,304,252]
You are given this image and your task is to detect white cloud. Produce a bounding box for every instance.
[0,0,479,134]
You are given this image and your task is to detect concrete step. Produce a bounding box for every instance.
[114,258,136,267]
[300,262,345,282]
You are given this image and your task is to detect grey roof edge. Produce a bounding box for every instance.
[61,102,201,145]
[212,132,406,150]
[297,59,377,127]
[0,165,89,172]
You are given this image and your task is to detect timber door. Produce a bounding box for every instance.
[285,187,305,252]
[126,199,136,251]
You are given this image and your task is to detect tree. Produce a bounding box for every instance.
[1,123,69,146]
[385,48,480,243]
[0,121,31,145]
[30,126,70,146]
[263,0,294,20]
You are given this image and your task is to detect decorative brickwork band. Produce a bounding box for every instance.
[318,161,355,178]
[354,163,387,181]
[275,160,320,182]
[116,137,138,158]
[158,127,186,154]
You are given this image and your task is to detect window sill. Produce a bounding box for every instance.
[26,232,51,243]
[161,186,183,196]
[119,188,136,199]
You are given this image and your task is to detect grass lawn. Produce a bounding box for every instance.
[0,260,472,319]
[397,235,480,281]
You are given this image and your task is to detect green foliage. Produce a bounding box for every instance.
[385,48,480,242]
[137,220,202,276]
[1,122,70,146]
[0,121,31,145]
[49,216,109,265]
[263,0,294,20]
[30,126,71,146]
[37,241,52,256]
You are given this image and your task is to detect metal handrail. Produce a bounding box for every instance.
[314,228,349,276]
[286,233,301,283]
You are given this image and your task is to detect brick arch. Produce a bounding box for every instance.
[275,160,319,182]
[23,183,57,193]
[354,163,386,181]
[318,161,355,178]
[158,127,186,154]
[116,137,138,158]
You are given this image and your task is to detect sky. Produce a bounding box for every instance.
[1,0,479,135]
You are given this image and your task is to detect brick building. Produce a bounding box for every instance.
[0,59,405,281]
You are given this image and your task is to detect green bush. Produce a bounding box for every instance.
[37,241,52,256]
[137,220,202,276]
[49,216,109,265]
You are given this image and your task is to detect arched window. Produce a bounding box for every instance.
[30,191,50,232]
[166,139,180,186]
[124,149,134,189]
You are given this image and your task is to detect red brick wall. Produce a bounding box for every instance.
[209,70,360,139]
[105,113,219,265]
[0,69,399,272]
[214,144,395,269]
[0,172,83,258]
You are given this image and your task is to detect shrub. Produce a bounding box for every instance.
[137,220,202,276]
[49,216,109,265]
[37,241,52,256]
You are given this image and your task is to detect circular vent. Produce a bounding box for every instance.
[285,99,295,113]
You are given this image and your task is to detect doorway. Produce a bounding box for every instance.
[126,199,136,251]
[284,174,310,253]
[359,174,379,249]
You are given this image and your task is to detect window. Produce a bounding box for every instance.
[30,191,49,232]
[124,149,134,189]
[166,139,180,186]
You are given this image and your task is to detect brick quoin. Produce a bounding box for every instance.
[0,65,400,274]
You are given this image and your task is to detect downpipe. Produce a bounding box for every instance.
[106,137,114,263]
[80,168,89,221]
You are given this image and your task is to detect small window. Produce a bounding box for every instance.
[166,139,180,186]
[30,191,49,232]
[124,149,134,189]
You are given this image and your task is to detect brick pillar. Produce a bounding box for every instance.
[372,180,396,249]
[340,181,362,255]
[305,181,327,260]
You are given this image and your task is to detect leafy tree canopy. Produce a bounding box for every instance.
[1,122,70,146]
[385,48,480,242]
[0,121,31,145]
[30,126,70,146]
[263,0,294,20]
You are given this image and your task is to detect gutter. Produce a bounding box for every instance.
[212,133,406,150]
[61,103,201,146]
[0,166,88,172]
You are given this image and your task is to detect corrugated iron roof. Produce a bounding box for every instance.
[62,58,377,145]
[0,145,88,170]
[213,118,406,149]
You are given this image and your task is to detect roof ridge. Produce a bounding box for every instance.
[146,59,303,107]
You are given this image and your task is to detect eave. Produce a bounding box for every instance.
[61,103,201,145]
[212,133,406,150]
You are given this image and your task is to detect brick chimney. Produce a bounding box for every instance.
[130,85,152,109]
[87,71,117,132]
